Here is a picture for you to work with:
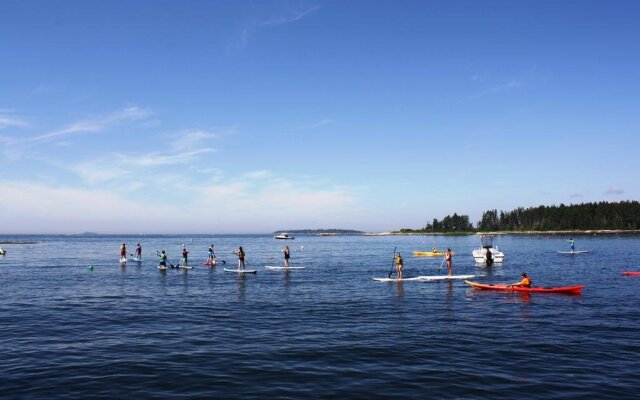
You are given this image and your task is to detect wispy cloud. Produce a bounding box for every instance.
[172,129,219,151]
[605,187,624,195]
[26,106,152,143]
[257,5,320,26]
[466,80,522,100]
[0,114,29,130]
[570,193,584,198]
[232,4,319,49]
[305,118,333,129]
[71,148,216,185]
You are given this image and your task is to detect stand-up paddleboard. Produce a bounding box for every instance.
[203,261,217,266]
[372,276,429,282]
[157,265,167,270]
[223,268,257,274]
[179,264,193,269]
[416,274,475,281]
[265,266,305,270]
[621,271,640,276]
[119,257,127,264]
[132,257,142,262]
[557,250,589,254]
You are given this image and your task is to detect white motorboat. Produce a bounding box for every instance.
[274,232,295,240]
[472,235,504,264]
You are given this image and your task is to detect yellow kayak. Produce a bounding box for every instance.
[413,251,445,256]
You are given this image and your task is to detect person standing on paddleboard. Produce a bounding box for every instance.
[207,244,216,265]
[445,248,453,276]
[135,243,142,259]
[394,252,403,279]
[234,246,246,271]
[512,272,532,287]
[282,245,290,267]
[568,238,575,252]
[158,250,167,268]
[120,243,127,261]
[181,244,189,267]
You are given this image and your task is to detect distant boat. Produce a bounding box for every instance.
[274,232,295,240]
[472,234,505,264]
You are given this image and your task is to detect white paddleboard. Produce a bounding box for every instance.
[223,268,257,274]
[416,274,475,281]
[132,258,142,262]
[557,250,589,254]
[119,257,127,263]
[179,265,193,269]
[372,277,427,282]
[157,265,167,270]
[265,266,305,270]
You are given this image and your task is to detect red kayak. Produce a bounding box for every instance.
[465,280,584,294]
[621,271,640,276]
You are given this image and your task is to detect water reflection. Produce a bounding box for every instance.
[394,281,404,297]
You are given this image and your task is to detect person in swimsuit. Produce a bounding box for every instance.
[512,272,532,287]
[234,246,246,270]
[120,243,126,261]
[394,252,403,279]
[181,245,189,267]
[445,248,453,276]
[135,243,142,259]
[282,245,290,267]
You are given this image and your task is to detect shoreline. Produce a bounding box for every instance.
[386,229,640,236]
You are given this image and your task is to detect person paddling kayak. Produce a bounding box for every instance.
[234,246,246,271]
[512,272,532,288]
[394,252,403,279]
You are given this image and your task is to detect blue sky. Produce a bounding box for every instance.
[1,0,638,233]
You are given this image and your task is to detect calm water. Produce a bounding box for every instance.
[1,234,639,399]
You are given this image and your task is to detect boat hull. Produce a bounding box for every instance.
[472,248,504,264]
[465,280,584,294]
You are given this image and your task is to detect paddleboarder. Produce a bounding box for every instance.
[445,248,453,276]
[207,244,216,265]
[158,250,168,268]
[135,243,142,259]
[568,238,575,252]
[181,244,189,267]
[512,272,532,288]
[120,243,127,261]
[234,246,246,271]
[282,245,290,267]
[394,252,403,279]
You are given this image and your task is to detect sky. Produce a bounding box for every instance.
[1,0,639,233]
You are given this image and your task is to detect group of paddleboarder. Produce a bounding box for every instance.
[119,242,293,270]
[393,248,455,279]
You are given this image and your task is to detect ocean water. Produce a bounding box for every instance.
[1,234,639,399]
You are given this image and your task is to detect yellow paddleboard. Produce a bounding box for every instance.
[412,251,445,256]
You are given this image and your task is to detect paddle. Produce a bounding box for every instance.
[388,246,397,278]
[438,256,446,272]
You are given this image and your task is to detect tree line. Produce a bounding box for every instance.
[477,201,640,231]
[399,201,640,232]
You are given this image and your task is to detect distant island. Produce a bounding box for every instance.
[274,229,364,236]
[396,201,640,234]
